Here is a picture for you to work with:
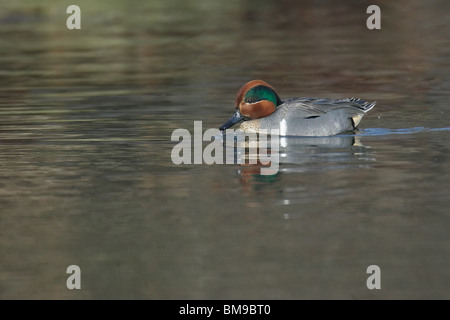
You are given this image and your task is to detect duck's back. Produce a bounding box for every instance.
[256,97,376,136]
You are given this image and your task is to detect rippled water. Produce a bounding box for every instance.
[1,0,449,299]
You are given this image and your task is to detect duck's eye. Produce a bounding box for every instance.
[246,97,256,103]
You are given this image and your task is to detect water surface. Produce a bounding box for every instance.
[1,0,449,299]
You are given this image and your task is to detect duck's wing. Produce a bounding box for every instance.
[327,98,376,113]
[280,97,375,117]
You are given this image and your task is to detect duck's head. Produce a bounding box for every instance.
[219,80,282,131]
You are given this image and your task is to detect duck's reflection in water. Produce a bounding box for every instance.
[223,133,375,194]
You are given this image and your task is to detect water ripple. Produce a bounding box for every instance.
[358,127,450,136]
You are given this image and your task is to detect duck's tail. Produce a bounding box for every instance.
[344,98,376,113]
[344,98,376,128]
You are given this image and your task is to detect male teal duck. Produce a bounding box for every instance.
[219,80,375,136]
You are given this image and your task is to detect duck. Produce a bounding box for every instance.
[219,80,375,136]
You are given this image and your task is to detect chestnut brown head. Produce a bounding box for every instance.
[219,80,282,131]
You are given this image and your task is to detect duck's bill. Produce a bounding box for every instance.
[219,110,245,131]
